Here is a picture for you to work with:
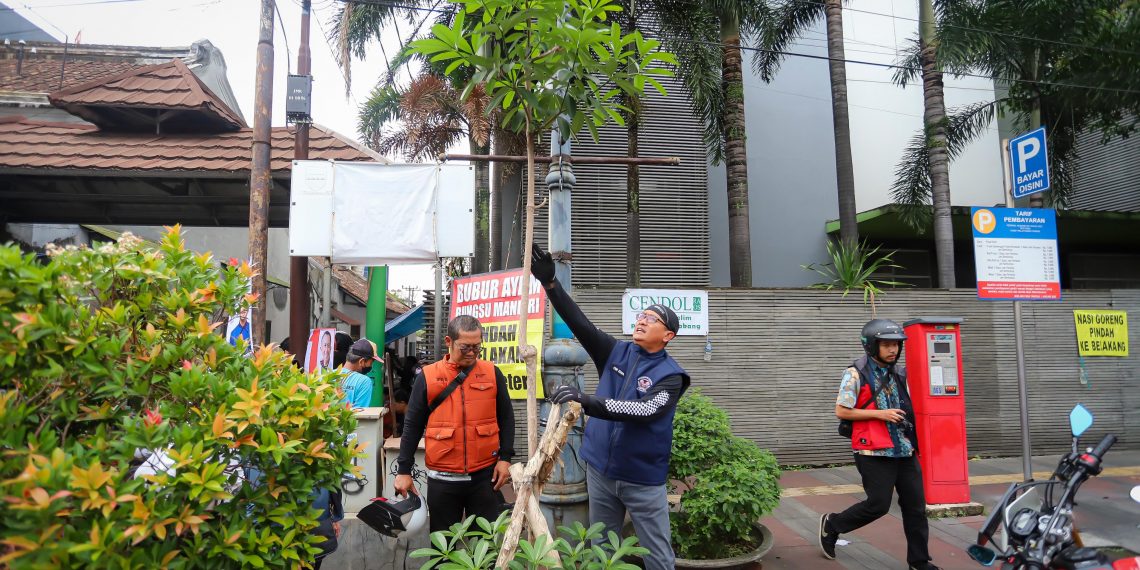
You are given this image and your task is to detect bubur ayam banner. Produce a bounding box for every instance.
[449,269,546,399]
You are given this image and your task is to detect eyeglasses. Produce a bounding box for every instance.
[456,343,482,354]
[635,312,663,326]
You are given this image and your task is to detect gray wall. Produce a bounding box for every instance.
[109,226,294,343]
[708,37,838,287]
[1070,123,1140,212]
[561,287,1139,465]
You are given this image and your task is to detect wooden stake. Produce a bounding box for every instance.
[496,402,582,568]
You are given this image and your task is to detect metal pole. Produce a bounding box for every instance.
[539,128,590,530]
[321,262,333,327]
[434,262,443,359]
[441,153,680,166]
[248,0,274,344]
[289,0,312,356]
[1002,138,1034,481]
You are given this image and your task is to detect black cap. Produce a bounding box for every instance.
[348,338,382,362]
[645,304,680,334]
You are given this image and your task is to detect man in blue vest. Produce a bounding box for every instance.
[530,245,690,570]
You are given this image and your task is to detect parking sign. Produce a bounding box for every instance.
[1009,127,1050,199]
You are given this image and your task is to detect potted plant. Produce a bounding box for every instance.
[668,389,780,568]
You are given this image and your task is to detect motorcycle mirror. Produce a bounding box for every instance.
[1069,404,1094,438]
[1131,485,1140,504]
[967,544,998,566]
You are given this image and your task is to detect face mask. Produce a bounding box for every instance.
[361,365,373,374]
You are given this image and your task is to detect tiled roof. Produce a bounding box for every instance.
[0,58,139,94]
[48,59,246,130]
[0,116,384,174]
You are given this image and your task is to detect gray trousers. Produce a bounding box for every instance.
[586,464,674,570]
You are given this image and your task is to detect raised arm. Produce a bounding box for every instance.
[530,244,617,371]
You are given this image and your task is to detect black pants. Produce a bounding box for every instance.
[426,465,505,533]
[828,454,931,565]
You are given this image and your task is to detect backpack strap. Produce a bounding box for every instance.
[852,367,888,410]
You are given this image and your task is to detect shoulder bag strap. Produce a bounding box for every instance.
[856,368,888,410]
[427,365,475,416]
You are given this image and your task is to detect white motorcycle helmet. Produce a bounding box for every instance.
[358,495,428,538]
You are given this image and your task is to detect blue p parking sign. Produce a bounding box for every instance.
[1009,127,1050,199]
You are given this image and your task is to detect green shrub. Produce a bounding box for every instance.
[0,228,360,568]
[669,389,781,560]
[412,512,648,569]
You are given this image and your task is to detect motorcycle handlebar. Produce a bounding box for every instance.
[1089,434,1117,461]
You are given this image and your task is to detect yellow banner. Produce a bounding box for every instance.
[1073,310,1128,357]
[480,318,545,399]
[451,269,546,399]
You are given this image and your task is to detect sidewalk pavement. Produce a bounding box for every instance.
[759,451,1140,570]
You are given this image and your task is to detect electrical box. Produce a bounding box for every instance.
[286,74,312,123]
[904,317,970,505]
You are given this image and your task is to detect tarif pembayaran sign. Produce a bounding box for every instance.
[1073,310,1128,357]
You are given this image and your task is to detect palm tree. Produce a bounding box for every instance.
[917,0,955,288]
[755,0,858,246]
[617,2,644,286]
[891,0,1136,221]
[655,0,770,287]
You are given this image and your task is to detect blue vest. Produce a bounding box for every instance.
[581,342,690,486]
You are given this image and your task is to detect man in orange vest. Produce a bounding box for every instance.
[394,315,515,532]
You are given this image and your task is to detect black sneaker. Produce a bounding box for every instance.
[818,513,838,560]
[909,564,942,570]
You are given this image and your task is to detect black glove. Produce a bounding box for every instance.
[549,384,587,405]
[530,244,556,286]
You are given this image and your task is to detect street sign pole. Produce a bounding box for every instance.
[1002,138,1034,482]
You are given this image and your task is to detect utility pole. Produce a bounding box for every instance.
[289,0,313,357]
[248,0,274,343]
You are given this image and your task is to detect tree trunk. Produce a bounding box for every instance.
[490,126,508,271]
[626,94,642,287]
[1029,97,1044,208]
[920,0,956,288]
[824,0,858,247]
[472,138,491,273]
[722,23,753,287]
[519,119,538,457]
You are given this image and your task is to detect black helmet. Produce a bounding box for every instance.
[861,319,907,358]
[357,495,427,538]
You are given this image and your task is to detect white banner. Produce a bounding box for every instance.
[621,289,708,336]
[288,161,475,264]
[331,163,437,264]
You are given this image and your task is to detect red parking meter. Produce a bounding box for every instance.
[904,317,970,505]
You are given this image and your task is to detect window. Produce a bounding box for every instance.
[871,248,934,288]
[1068,253,1140,289]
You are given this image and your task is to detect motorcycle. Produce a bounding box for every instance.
[967,404,1140,570]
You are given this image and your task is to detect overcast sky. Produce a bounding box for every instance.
[15,0,440,293]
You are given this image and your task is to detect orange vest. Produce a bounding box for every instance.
[423,357,501,473]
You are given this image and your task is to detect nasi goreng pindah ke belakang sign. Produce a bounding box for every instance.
[449,269,546,399]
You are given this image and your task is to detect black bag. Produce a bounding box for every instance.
[837,369,888,438]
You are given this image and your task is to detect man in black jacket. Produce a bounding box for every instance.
[530,245,690,570]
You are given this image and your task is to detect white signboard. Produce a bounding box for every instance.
[288,161,475,263]
[622,289,708,336]
[971,207,1061,301]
